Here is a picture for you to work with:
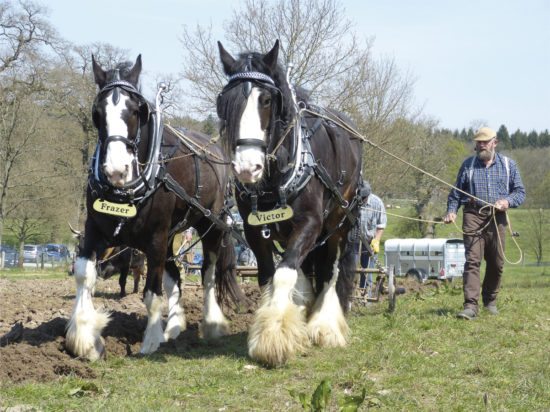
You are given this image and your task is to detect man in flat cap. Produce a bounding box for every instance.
[444,126,525,320]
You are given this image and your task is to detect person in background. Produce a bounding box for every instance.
[350,180,387,295]
[181,228,194,264]
[444,126,525,320]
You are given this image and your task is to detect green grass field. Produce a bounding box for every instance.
[1,265,548,411]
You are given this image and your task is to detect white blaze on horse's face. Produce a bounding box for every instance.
[232,87,266,184]
[102,93,135,187]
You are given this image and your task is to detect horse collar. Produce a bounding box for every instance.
[236,112,316,207]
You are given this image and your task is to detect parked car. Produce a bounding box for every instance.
[0,244,18,267]
[44,244,71,261]
[23,244,44,263]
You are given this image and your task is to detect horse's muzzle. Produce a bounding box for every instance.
[232,161,263,183]
[102,163,130,187]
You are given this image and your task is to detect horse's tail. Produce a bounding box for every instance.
[336,240,356,314]
[215,234,249,310]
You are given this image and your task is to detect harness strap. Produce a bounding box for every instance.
[310,164,381,268]
[312,162,349,208]
[193,155,202,200]
[162,173,248,246]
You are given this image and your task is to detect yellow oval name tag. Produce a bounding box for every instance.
[247,206,294,226]
[93,199,137,218]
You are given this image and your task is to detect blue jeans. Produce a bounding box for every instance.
[355,242,376,289]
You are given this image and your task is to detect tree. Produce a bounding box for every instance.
[178,0,414,120]
[497,124,511,149]
[539,129,550,147]
[46,43,132,228]
[527,208,549,265]
[511,129,527,149]
[0,0,61,247]
[527,130,539,147]
[0,0,57,74]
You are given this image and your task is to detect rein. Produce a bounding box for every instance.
[306,107,524,263]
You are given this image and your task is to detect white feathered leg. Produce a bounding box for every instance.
[65,257,110,361]
[307,256,349,347]
[248,267,309,367]
[163,270,186,341]
[293,269,315,314]
[140,291,165,354]
[200,252,230,338]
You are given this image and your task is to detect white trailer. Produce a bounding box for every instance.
[383,238,466,282]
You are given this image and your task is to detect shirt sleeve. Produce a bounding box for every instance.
[505,159,526,208]
[377,201,387,229]
[447,160,469,214]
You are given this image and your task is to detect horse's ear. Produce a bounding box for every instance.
[92,54,106,88]
[218,41,236,75]
[127,54,142,86]
[262,40,279,71]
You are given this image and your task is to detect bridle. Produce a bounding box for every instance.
[217,65,284,154]
[89,78,163,202]
[218,65,315,210]
[92,78,150,161]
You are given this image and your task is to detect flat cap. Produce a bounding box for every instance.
[473,127,496,141]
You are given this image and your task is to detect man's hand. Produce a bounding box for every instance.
[370,238,380,254]
[443,212,457,224]
[494,199,509,211]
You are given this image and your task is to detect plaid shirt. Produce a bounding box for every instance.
[349,194,387,242]
[447,153,526,213]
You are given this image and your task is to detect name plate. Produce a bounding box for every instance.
[247,206,294,226]
[93,199,137,218]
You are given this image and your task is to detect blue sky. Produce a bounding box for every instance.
[46,0,549,132]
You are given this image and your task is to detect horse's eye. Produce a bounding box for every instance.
[259,94,271,108]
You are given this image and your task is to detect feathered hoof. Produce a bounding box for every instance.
[139,331,165,355]
[164,312,187,341]
[307,317,349,348]
[200,318,230,339]
[65,310,110,361]
[248,304,309,367]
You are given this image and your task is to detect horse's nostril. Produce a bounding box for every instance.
[252,164,263,173]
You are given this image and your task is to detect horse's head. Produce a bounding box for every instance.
[217,40,293,185]
[91,55,150,188]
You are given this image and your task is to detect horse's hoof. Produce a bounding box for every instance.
[65,310,110,361]
[200,319,230,339]
[66,333,106,361]
[139,337,164,355]
[164,313,186,341]
[248,304,309,367]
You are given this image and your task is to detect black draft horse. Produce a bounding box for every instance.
[66,55,244,361]
[217,40,363,366]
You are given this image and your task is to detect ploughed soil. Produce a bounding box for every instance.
[0,273,432,384]
[0,275,260,384]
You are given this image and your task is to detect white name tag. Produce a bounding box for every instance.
[93,199,137,218]
[247,207,294,226]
